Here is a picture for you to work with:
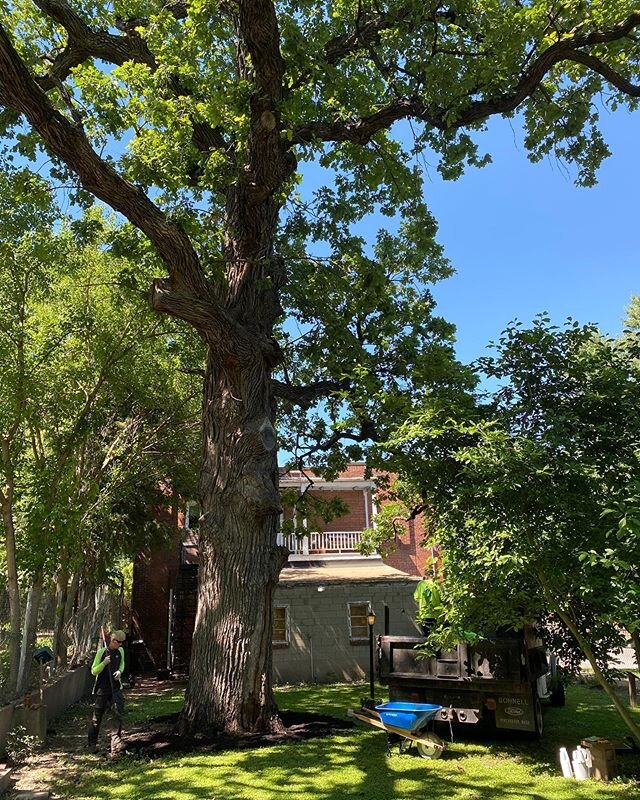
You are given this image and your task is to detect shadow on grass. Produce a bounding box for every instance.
[57,726,640,800]
[32,681,640,800]
[473,684,640,781]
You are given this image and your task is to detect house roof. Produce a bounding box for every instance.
[278,558,420,585]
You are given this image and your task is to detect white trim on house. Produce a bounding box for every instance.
[277,473,380,562]
[363,488,370,529]
[288,552,381,563]
[278,530,382,561]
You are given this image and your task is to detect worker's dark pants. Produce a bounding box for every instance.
[88,688,124,749]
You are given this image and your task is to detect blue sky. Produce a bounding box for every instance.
[423,110,638,364]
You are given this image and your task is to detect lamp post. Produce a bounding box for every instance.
[367,608,376,701]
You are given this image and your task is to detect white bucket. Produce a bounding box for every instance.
[572,747,592,780]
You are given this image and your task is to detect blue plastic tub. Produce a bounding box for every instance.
[375,702,442,732]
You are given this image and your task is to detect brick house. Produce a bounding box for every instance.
[131,464,426,683]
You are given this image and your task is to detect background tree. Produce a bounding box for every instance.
[1,0,640,733]
[0,165,57,696]
[0,169,200,699]
[377,317,640,742]
[625,295,640,329]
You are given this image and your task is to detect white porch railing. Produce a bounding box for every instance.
[277,530,363,555]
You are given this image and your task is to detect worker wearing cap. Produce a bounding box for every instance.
[87,629,126,754]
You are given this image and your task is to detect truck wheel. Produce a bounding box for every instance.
[416,732,444,759]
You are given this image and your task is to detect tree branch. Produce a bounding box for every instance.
[0,24,244,343]
[237,0,285,102]
[563,49,640,96]
[33,0,155,85]
[272,378,350,409]
[32,0,227,155]
[296,417,380,462]
[323,7,418,66]
[291,97,437,145]
[291,11,640,145]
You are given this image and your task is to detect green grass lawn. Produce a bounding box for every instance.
[56,682,640,800]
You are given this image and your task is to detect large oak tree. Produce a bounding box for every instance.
[1,0,639,734]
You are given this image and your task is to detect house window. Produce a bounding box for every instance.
[348,602,370,642]
[273,606,290,647]
[186,501,200,530]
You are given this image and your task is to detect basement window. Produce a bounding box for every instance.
[348,601,370,643]
[273,606,290,647]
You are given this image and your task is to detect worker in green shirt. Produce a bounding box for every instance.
[88,629,126,754]
[413,576,447,634]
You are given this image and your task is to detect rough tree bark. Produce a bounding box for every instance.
[0,495,21,697]
[178,0,294,733]
[180,352,285,733]
[52,566,70,669]
[16,576,43,694]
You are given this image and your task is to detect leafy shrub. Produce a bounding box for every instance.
[6,725,40,765]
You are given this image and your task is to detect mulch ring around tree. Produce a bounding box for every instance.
[119,710,354,757]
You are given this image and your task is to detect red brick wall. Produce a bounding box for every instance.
[131,531,181,669]
[382,515,428,577]
[307,489,370,531]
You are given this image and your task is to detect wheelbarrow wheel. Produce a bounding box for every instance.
[415,732,444,760]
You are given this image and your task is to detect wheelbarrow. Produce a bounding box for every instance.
[348,701,446,759]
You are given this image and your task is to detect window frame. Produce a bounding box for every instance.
[272,604,290,647]
[348,600,371,642]
[185,500,200,530]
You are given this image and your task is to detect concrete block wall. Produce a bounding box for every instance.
[0,667,92,757]
[43,665,92,721]
[272,578,420,684]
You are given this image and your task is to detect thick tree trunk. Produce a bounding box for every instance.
[16,576,43,694]
[1,499,21,697]
[180,348,286,734]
